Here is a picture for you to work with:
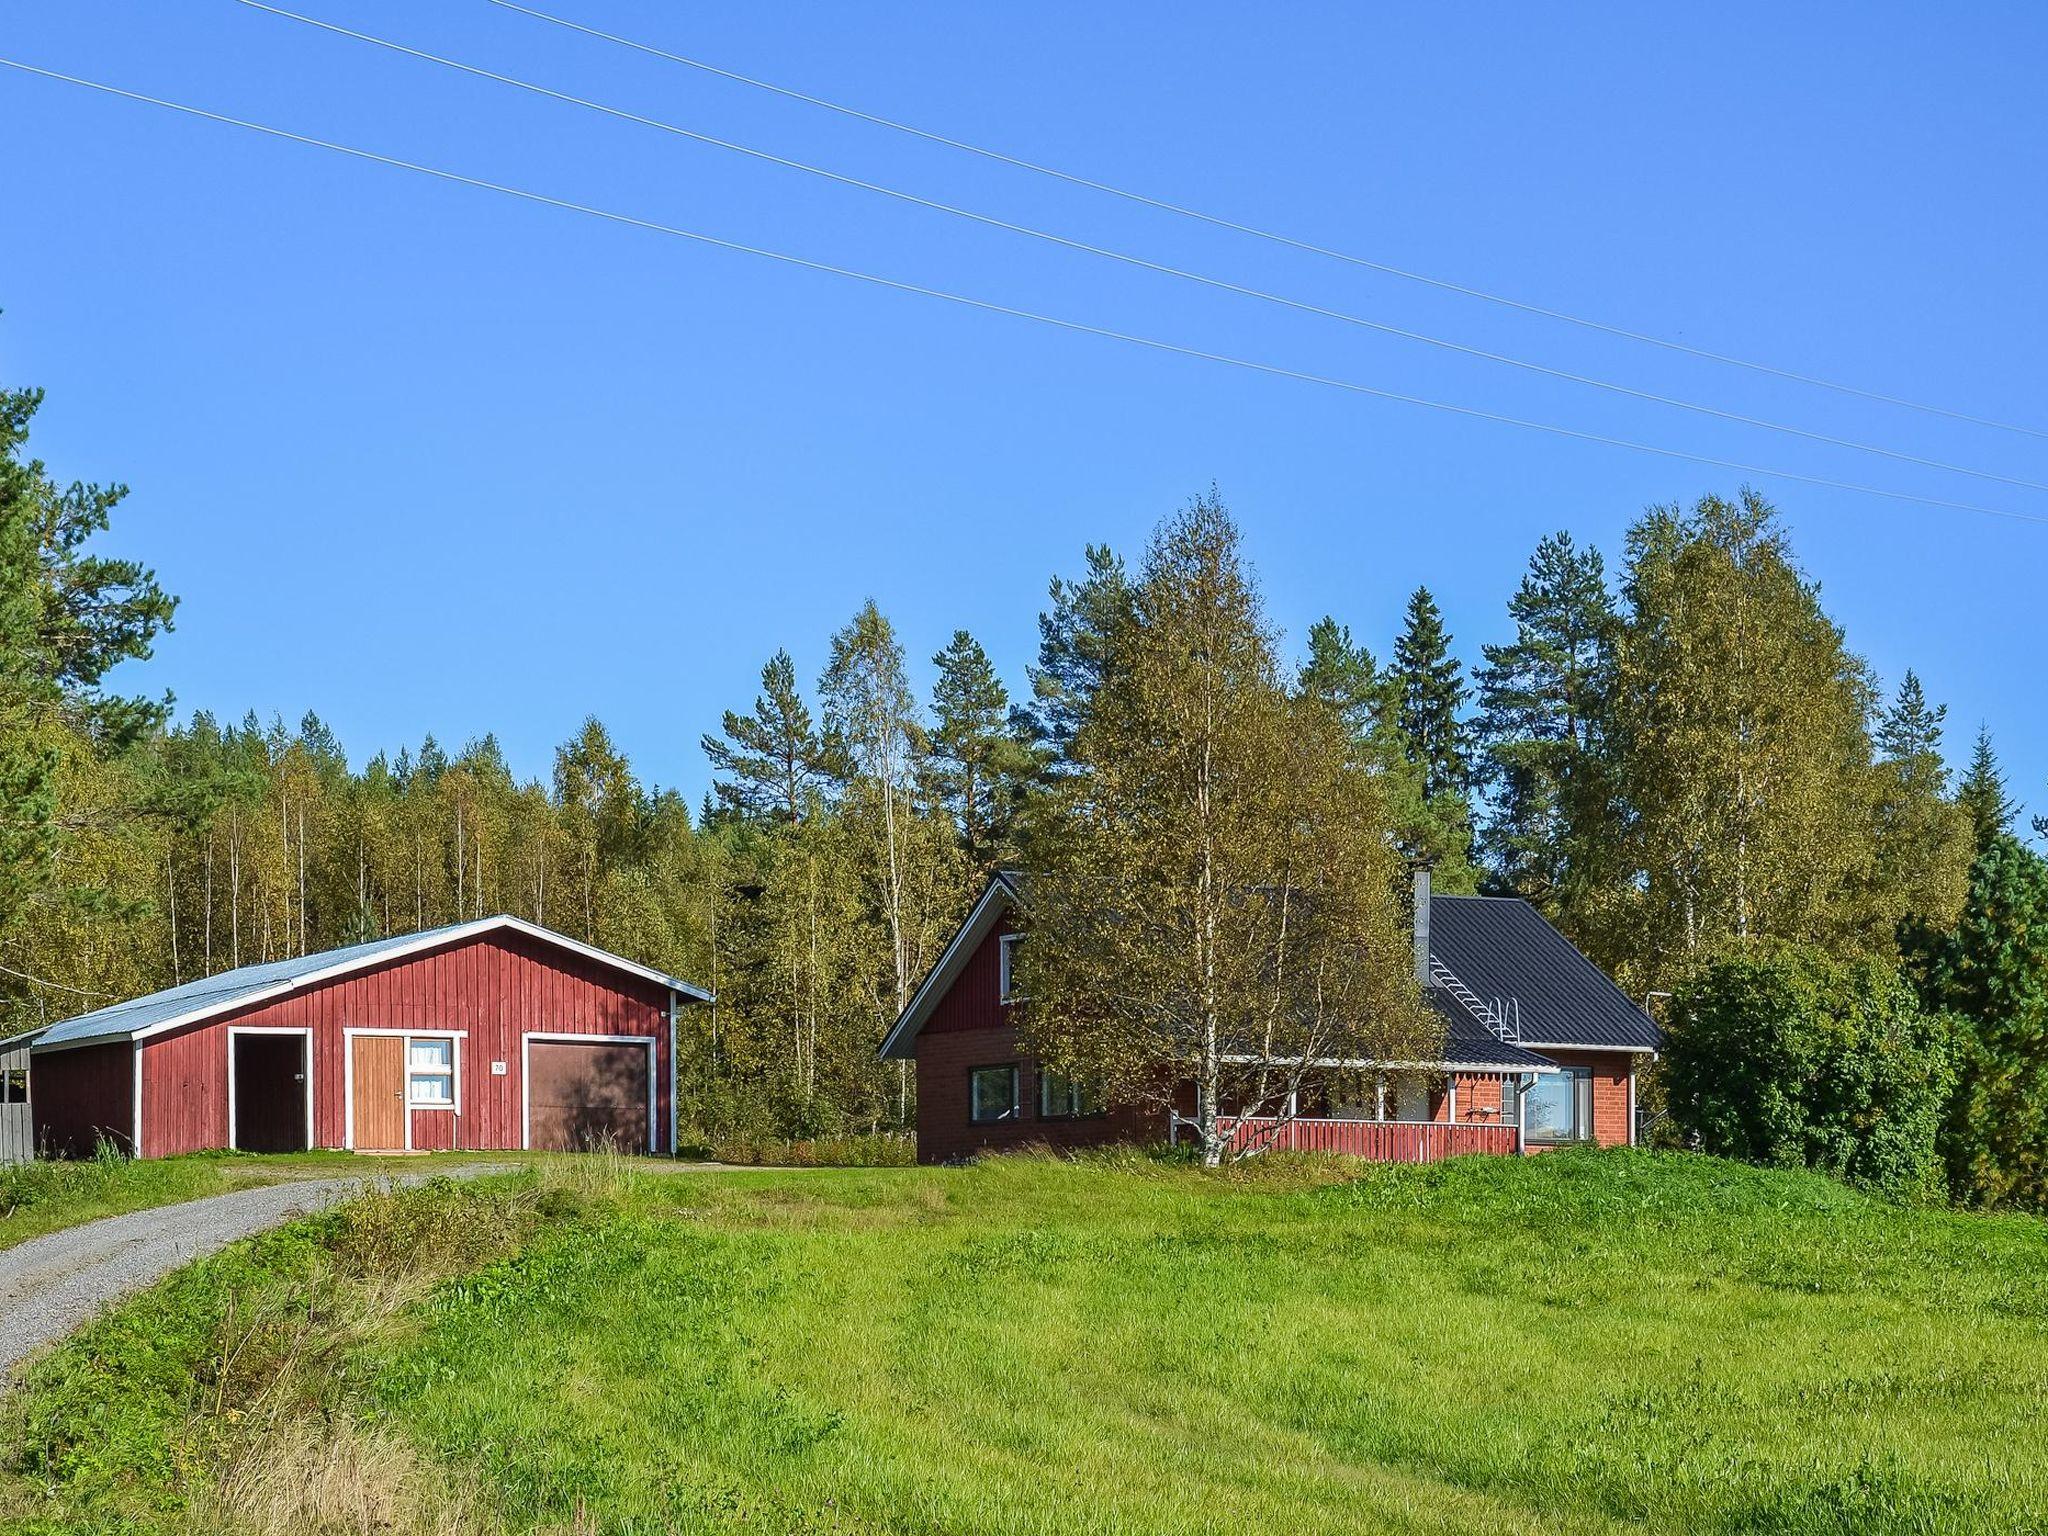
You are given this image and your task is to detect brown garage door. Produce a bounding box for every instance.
[527,1039,651,1152]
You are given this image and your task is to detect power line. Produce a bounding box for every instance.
[489,0,2048,445]
[239,1,2048,498]
[0,959,113,1001]
[3,56,2042,529]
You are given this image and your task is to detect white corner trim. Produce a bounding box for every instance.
[131,1041,143,1158]
[225,1025,314,1153]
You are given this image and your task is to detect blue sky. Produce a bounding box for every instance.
[4,1,2043,825]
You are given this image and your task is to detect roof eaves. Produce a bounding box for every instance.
[878,875,1016,1060]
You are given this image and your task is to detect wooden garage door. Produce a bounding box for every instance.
[527,1040,651,1152]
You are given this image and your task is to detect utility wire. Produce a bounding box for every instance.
[488,0,2048,444]
[239,1,2048,497]
[3,57,2042,529]
[0,959,114,1001]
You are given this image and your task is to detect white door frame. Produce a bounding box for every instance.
[225,1025,314,1152]
[342,1027,467,1152]
[520,1032,659,1153]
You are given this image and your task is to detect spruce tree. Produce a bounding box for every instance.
[928,630,1038,869]
[1391,587,1470,803]
[1866,671,1971,942]
[1958,727,2017,849]
[1473,531,1618,915]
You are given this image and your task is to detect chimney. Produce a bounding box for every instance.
[1412,862,1433,988]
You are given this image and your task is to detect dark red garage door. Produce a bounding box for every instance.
[527,1039,652,1152]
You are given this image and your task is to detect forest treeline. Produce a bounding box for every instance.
[3,379,2043,1157]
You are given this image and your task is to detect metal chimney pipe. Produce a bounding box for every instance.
[1412,862,1432,988]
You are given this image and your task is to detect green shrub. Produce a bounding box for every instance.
[1664,945,1953,1201]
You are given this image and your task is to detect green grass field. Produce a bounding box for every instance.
[5,1150,2045,1535]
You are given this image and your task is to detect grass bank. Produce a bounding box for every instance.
[5,1150,2046,1534]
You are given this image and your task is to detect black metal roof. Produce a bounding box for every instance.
[1428,895,1659,1052]
[1429,1000,1563,1068]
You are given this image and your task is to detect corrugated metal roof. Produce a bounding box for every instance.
[1428,896,1659,1051]
[32,917,707,1052]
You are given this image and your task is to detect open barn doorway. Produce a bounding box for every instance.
[230,1029,311,1152]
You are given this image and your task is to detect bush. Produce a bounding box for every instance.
[1664,945,1953,1201]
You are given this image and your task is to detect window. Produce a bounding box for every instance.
[0,1066,25,1104]
[1037,1069,1101,1119]
[407,1037,455,1108]
[998,933,1025,1004]
[1522,1068,1592,1144]
[970,1064,1019,1123]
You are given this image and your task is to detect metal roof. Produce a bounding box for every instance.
[31,916,709,1053]
[1429,999,1567,1069]
[1427,896,1659,1051]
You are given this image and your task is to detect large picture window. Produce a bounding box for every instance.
[970,1064,1019,1123]
[1523,1067,1592,1144]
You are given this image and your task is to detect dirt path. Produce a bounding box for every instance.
[0,1167,508,1382]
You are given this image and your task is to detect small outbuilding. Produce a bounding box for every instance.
[25,916,709,1159]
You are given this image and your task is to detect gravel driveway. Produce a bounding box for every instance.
[0,1168,506,1382]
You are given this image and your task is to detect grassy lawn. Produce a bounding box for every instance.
[4,1150,2046,1534]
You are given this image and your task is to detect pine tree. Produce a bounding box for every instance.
[928,630,1038,869]
[1027,543,1134,762]
[701,650,830,825]
[1958,727,2017,850]
[1390,587,1470,803]
[1473,531,1617,915]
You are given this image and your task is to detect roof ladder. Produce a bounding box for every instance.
[1428,957,1522,1044]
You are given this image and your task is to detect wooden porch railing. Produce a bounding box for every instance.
[1217,1116,1518,1161]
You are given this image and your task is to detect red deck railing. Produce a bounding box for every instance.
[1216,1116,1519,1161]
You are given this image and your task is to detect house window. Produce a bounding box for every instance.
[970,1064,1019,1123]
[0,1066,25,1104]
[998,933,1025,1004]
[1523,1068,1592,1143]
[407,1037,455,1108]
[1037,1069,1100,1119]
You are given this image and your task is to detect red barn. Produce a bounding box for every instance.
[26,916,709,1159]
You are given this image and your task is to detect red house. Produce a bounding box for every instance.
[881,870,1658,1164]
[25,916,710,1159]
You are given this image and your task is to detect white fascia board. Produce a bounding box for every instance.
[877,876,1016,1061]
[44,916,710,1054]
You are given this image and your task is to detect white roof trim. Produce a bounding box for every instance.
[1517,1041,1659,1055]
[878,875,1016,1060]
[1221,1052,1559,1074]
[33,915,710,1055]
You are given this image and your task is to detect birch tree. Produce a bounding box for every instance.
[1016,495,1435,1165]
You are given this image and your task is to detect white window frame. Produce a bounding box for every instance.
[519,1031,660,1154]
[998,933,1025,1004]
[225,1025,314,1153]
[406,1035,459,1110]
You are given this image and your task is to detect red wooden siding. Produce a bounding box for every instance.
[126,928,673,1157]
[31,1041,134,1158]
[913,920,1158,1163]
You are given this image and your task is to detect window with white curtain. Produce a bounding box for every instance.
[407,1036,455,1107]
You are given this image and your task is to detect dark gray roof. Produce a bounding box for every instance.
[1430,1000,1562,1069]
[1429,895,1659,1051]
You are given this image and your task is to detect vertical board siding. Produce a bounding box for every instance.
[96,929,677,1157]
[31,1041,135,1158]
